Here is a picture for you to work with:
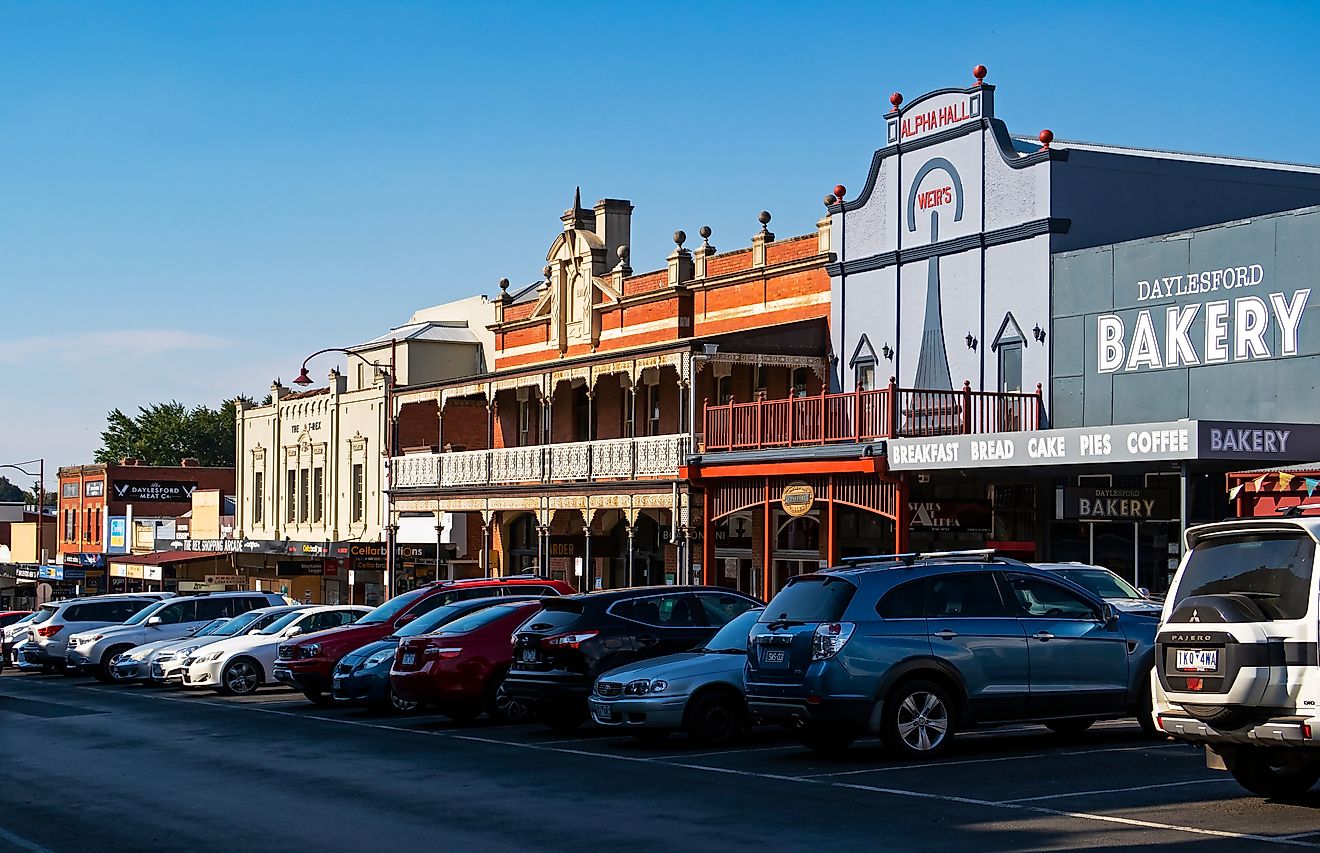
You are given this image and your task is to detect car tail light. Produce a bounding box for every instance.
[811,622,855,661]
[542,631,599,650]
[37,625,63,638]
[423,647,463,659]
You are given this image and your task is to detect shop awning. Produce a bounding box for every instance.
[112,551,221,566]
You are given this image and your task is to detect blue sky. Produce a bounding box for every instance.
[3,0,1319,474]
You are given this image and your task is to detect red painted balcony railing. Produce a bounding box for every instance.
[701,379,1042,451]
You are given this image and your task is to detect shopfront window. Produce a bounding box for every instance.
[312,467,324,524]
[252,471,265,525]
[286,470,297,524]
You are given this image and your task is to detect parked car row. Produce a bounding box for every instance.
[3,559,1164,762]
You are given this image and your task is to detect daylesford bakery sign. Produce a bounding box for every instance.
[1097,263,1309,373]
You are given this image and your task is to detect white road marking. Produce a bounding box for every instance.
[0,824,55,853]
[1001,777,1233,803]
[5,678,1315,848]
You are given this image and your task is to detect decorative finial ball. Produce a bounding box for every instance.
[617,244,628,260]
[973,64,988,82]
[1038,128,1054,147]
[498,277,510,291]
[833,184,846,200]
[674,229,686,246]
[758,210,772,226]
[890,92,903,109]
[698,225,711,240]
[542,264,551,279]
[824,193,836,207]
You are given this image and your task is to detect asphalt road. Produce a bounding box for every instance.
[2,672,1319,852]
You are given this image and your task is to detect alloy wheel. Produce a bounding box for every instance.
[494,683,531,722]
[896,690,949,752]
[108,655,132,681]
[390,689,419,714]
[225,661,259,695]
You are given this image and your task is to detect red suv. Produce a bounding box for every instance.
[392,599,544,722]
[273,577,574,704]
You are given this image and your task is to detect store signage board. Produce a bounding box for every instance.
[112,481,198,502]
[1059,487,1173,521]
[886,420,1320,471]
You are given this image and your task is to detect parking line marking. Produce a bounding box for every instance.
[5,678,1316,848]
[0,824,55,853]
[798,743,1185,779]
[1000,777,1233,803]
[660,744,804,760]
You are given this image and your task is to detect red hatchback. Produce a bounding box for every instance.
[392,599,543,723]
[273,577,574,704]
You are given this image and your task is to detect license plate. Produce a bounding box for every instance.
[589,701,612,720]
[332,678,342,690]
[520,648,538,663]
[402,653,416,666]
[762,649,787,664]
[1176,649,1218,672]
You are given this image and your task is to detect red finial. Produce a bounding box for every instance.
[1038,129,1054,150]
[973,64,988,85]
[889,92,903,113]
[833,184,846,201]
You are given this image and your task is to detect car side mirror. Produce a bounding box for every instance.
[146,616,163,627]
[1100,602,1119,628]
[286,626,305,637]
[1137,587,1152,599]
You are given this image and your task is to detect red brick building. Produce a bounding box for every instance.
[57,460,235,592]
[390,192,833,593]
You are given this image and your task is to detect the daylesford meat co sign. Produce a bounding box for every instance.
[1097,262,1309,373]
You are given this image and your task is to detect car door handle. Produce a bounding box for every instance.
[934,629,958,640]
[1032,631,1055,642]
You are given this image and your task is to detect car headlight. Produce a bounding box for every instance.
[197,649,224,663]
[361,649,395,669]
[300,644,321,659]
[623,678,668,696]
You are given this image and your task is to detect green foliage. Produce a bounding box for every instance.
[0,476,25,503]
[94,398,244,468]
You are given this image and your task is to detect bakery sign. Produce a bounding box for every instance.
[112,480,199,502]
[1059,487,1173,521]
[1097,263,1309,373]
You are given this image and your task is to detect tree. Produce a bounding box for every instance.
[0,476,25,503]
[95,398,246,468]
[24,486,57,510]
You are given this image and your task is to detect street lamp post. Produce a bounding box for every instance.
[294,340,397,599]
[1,459,45,571]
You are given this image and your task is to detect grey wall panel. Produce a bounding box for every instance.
[1188,357,1320,422]
[1111,236,1191,312]
[1051,377,1084,428]
[1053,247,1113,318]
[1111,368,1190,424]
[1052,315,1086,377]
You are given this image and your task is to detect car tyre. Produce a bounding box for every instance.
[1229,750,1320,800]
[96,646,136,684]
[487,673,532,724]
[539,704,588,732]
[387,687,420,715]
[883,679,955,759]
[303,690,334,706]
[684,690,745,747]
[220,658,263,696]
[1045,718,1096,737]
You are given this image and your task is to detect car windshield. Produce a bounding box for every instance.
[213,610,267,636]
[31,607,55,625]
[703,608,764,653]
[1175,531,1315,620]
[12,612,38,626]
[258,612,306,635]
[427,603,529,635]
[122,599,169,626]
[357,588,428,625]
[761,576,856,623]
[397,602,489,637]
[190,619,228,637]
[1054,568,1142,600]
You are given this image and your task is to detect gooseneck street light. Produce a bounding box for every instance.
[1,459,46,572]
[294,340,397,600]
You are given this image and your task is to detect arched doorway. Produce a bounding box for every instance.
[774,513,821,592]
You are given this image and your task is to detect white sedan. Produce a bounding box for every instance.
[181,605,370,696]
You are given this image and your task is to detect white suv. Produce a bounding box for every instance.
[1152,516,1320,798]
[68,591,293,682]
[21,595,167,672]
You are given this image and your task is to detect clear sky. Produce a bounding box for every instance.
[3,0,1319,478]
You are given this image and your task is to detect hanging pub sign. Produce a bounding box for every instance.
[781,482,815,517]
[1059,487,1173,521]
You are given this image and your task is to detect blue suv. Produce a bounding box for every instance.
[745,551,1158,757]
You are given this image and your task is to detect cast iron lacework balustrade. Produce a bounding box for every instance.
[592,438,634,478]
[441,449,491,487]
[490,445,543,483]
[549,442,592,480]
[636,434,689,476]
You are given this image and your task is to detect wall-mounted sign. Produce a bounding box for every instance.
[205,575,244,586]
[84,480,104,497]
[886,90,982,145]
[1059,487,1172,521]
[108,517,127,552]
[112,481,198,502]
[887,420,1320,470]
[781,482,815,517]
[38,565,64,581]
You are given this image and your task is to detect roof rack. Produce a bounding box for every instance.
[1276,504,1320,518]
[837,548,1001,568]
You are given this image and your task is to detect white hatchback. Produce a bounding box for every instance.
[181,605,370,695]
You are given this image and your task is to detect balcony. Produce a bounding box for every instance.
[391,434,691,490]
[702,380,1042,452]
